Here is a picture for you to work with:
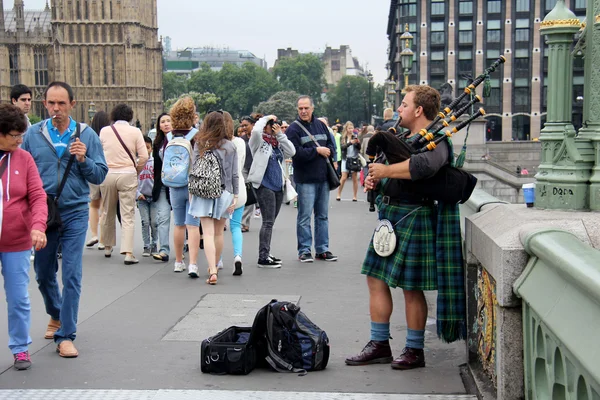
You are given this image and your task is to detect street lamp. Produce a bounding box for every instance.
[388,77,397,109]
[346,80,351,123]
[400,39,414,94]
[367,71,373,123]
[87,101,96,123]
[362,91,368,123]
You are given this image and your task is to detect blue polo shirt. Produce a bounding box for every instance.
[47,117,77,158]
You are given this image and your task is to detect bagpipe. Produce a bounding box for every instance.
[366,56,507,210]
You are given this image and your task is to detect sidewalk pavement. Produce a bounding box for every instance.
[0,191,471,398]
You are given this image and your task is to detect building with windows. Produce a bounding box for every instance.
[387,0,586,141]
[0,0,163,127]
[276,45,366,86]
[163,47,267,76]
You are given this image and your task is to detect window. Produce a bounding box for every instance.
[459,1,473,14]
[431,0,445,15]
[514,49,529,72]
[515,0,529,12]
[459,21,473,44]
[514,78,529,107]
[545,0,554,11]
[515,19,530,42]
[431,51,445,74]
[488,0,501,13]
[34,47,49,87]
[458,51,473,73]
[431,22,445,31]
[430,22,445,45]
[399,0,417,17]
[574,0,586,8]
[9,46,19,86]
[487,20,501,43]
[487,88,501,107]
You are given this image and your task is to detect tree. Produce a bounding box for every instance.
[272,54,326,106]
[164,92,220,116]
[216,62,281,118]
[188,64,218,95]
[323,76,371,125]
[255,91,300,123]
[162,72,188,101]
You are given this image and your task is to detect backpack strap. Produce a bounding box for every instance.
[265,355,307,376]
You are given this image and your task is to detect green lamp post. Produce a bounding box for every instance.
[535,0,593,210]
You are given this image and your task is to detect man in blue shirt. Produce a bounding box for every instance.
[22,82,108,359]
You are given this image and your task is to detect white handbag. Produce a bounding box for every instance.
[284,178,297,203]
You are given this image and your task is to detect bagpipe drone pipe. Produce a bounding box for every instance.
[365,55,507,210]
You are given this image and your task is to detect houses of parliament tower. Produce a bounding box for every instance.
[0,0,163,128]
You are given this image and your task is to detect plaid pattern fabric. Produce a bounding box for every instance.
[361,199,466,343]
[362,203,438,290]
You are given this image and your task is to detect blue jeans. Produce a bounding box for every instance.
[34,208,87,344]
[295,181,330,256]
[137,197,158,249]
[1,250,31,354]
[155,188,171,255]
[230,206,244,257]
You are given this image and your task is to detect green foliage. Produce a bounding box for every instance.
[272,54,326,106]
[164,92,220,116]
[255,91,300,123]
[162,72,188,101]
[188,64,218,95]
[29,114,42,125]
[323,75,373,125]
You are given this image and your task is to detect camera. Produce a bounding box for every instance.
[266,119,280,126]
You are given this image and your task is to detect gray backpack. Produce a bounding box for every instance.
[189,149,223,199]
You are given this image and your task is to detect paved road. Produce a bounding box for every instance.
[0,189,471,398]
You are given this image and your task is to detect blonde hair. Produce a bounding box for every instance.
[342,121,354,143]
[170,96,196,130]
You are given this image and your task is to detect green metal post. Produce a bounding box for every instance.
[535,0,593,210]
[578,0,600,210]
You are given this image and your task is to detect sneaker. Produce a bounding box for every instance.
[85,237,99,247]
[258,258,282,268]
[153,252,169,262]
[142,247,151,257]
[315,251,338,262]
[173,261,186,273]
[268,254,282,264]
[217,260,224,270]
[104,247,113,258]
[188,264,199,278]
[253,209,261,218]
[13,351,32,370]
[299,253,314,263]
[97,243,106,250]
[150,244,158,254]
[233,255,243,276]
[124,255,139,265]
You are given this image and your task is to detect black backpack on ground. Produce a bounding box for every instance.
[261,300,330,375]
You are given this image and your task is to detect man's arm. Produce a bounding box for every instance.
[287,125,318,163]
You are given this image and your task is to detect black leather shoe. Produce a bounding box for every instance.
[345,340,393,366]
[391,347,425,370]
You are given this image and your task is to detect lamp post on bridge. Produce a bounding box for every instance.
[399,24,415,95]
[87,101,96,124]
[346,80,351,123]
[367,71,373,123]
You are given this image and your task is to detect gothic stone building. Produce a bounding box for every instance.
[0,0,162,130]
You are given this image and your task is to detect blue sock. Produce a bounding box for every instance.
[370,322,390,342]
[406,329,425,349]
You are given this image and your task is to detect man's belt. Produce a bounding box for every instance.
[381,195,433,207]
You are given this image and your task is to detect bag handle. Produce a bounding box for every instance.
[110,124,137,169]
[55,123,81,202]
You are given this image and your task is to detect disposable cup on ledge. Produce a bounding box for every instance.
[522,183,535,208]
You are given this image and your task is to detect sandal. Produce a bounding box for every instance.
[206,268,218,285]
[241,225,249,233]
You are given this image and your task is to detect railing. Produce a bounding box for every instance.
[514,229,600,400]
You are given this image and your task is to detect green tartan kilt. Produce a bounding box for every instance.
[362,203,438,290]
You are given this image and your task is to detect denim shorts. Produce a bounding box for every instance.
[169,186,200,227]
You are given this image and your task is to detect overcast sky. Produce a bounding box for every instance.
[7,0,391,83]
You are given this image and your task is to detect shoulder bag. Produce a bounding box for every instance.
[291,121,340,191]
[47,123,81,232]
[110,124,137,169]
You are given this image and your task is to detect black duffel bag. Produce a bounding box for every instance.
[402,164,478,204]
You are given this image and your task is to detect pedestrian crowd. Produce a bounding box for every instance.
[1,81,464,378]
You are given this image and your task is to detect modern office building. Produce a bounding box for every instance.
[163,47,267,76]
[0,0,163,126]
[386,0,586,141]
[276,45,366,86]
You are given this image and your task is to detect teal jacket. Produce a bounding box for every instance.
[22,119,108,212]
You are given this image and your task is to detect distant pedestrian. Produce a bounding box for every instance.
[239,115,257,232]
[22,81,108,359]
[151,113,174,262]
[0,104,48,370]
[86,110,111,250]
[99,104,148,265]
[189,111,239,285]
[286,96,338,263]
[521,168,529,175]
[10,84,32,128]
[137,135,158,257]
[337,121,361,201]
[248,115,296,268]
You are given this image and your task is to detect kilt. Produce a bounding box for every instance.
[362,202,438,290]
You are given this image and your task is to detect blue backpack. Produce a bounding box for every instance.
[161,134,193,188]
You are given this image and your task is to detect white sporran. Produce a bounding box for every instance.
[373,219,396,257]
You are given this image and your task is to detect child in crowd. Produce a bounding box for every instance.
[137,136,158,256]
